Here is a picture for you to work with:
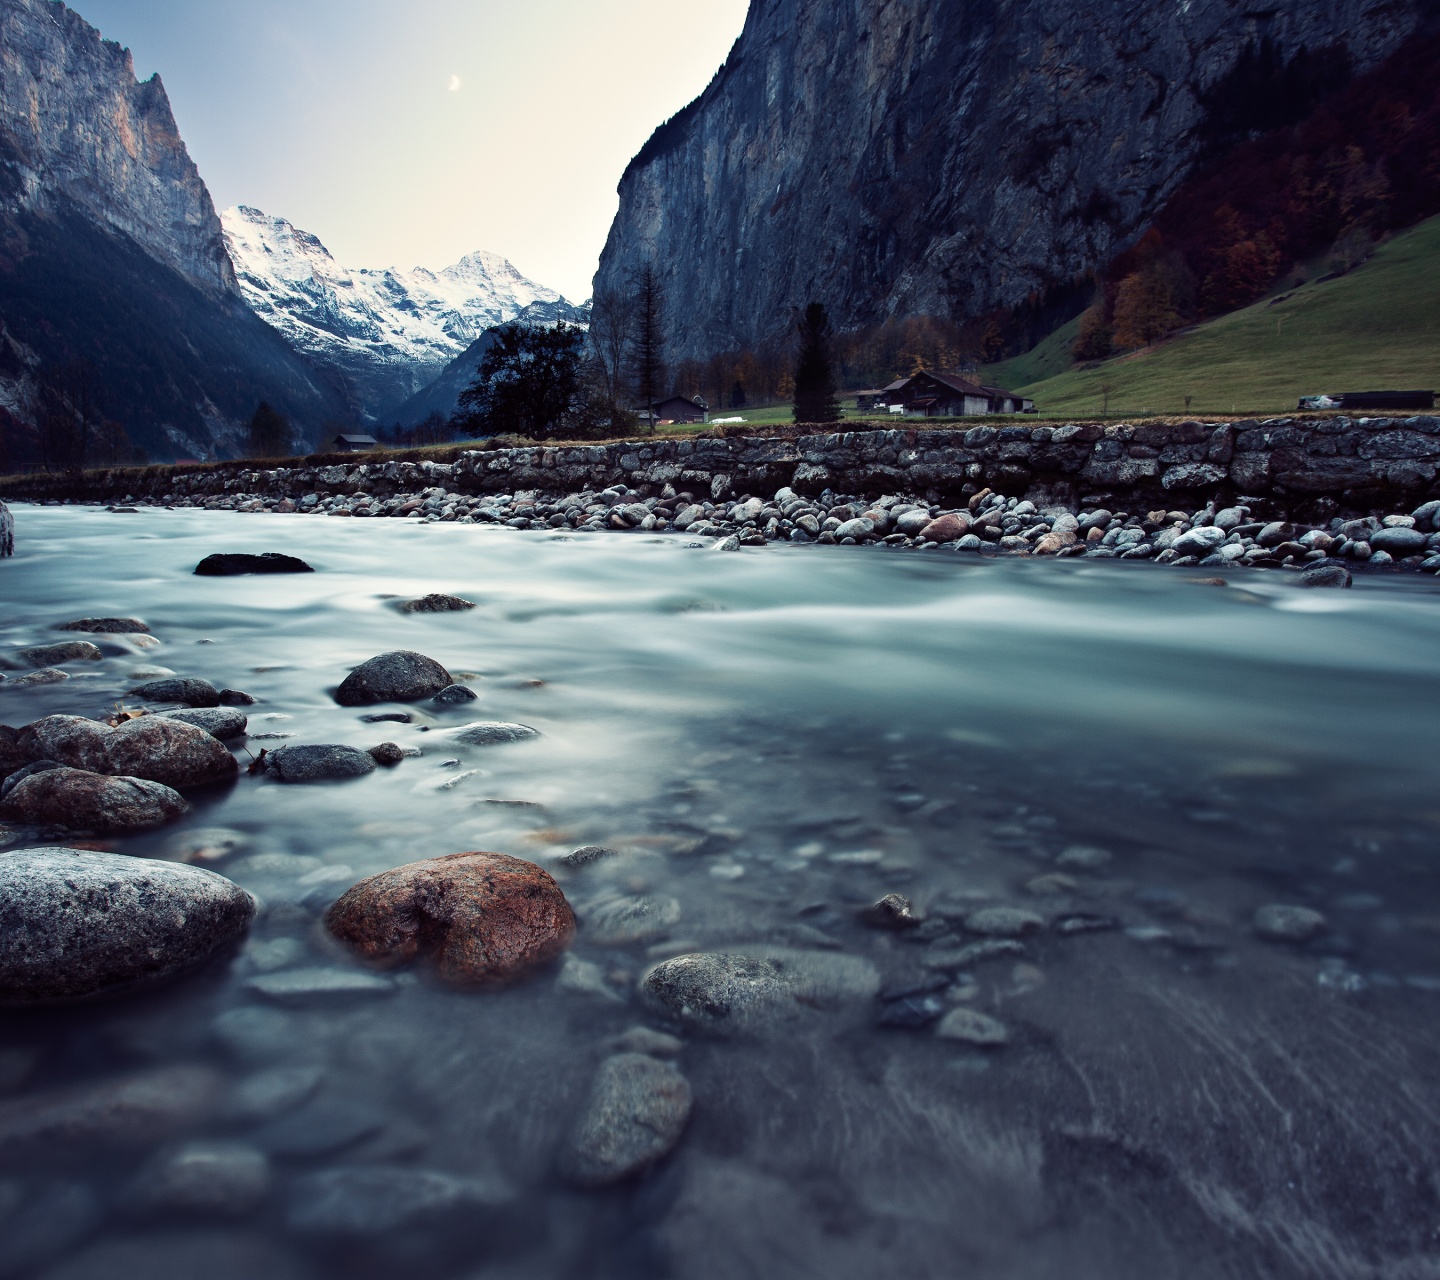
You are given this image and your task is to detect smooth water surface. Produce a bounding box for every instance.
[2,506,1439,1280]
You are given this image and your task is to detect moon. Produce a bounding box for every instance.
[448,74,461,92]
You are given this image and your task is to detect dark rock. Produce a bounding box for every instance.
[129,677,221,708]
[360,712,411,724]
[104,715,238,788]
[451,721,540,745]
[0,1178,101,1276]
[15,715,110,771]
[218,689,257,706]
[1369,527,1428,556]
[325,851,576,986]
[0,759,61,800]
[122,1142,270,1217]
[0,768,189,833]
[16,641,102,667]
[559,845,619,869]
[431,684,477,704]
[397,594,475,613]
[863,892,921,929]
[193,553,313,576]
[263,745,376,783]
[0,501,10,558]
[559,1053,693,1187]
[1298,564,1352,588]
[334,650,453,706]
[0,1065,221,1156]
[285,1166,509,1236]
[56,617,149,633]
[0,725,24,779]
[0,847,254,1003]
[3,668,68,687]
[157,707,248,740]
[367,742,404,766]
[877,993,945,1027]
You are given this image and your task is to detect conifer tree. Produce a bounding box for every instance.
[628,266,667,425]
[792,302,841,425]
[246,402,291,457]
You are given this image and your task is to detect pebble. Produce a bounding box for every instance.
[923,939,1026,970]
[285,1165,510,1235]
[333,650,453,706]
[1054,913,1120,935]
[252,1096,386,1158]
[610,1026,685,1057]
[1056,844,1113,870]
[123,1142,271,1217]
[935,1007,1010,1045]
[585,894,683,945]
[878,993,945,1027]
[244,967,396,1003]
[0,847,254,1003]
[556,953,625,1002]
[326,850,575,986]
[964,906,1045,937]
[367,741,405,765]
[0,1178,102,1277]
[262,744,377,782]
[431,683,478,704]
[559,1053,693,1187]
[1253,903,1329,942]
[559,844,620,868]
[863,892,922,929]
[221,1066,325,1124]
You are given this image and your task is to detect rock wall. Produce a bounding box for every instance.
[594,0,1421,362]
[9,417,1440,519]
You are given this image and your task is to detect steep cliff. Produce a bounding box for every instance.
[223,206,572,421]
[594,0,1425,365]
[0,0,345,460]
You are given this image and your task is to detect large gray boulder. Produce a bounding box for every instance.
[334,651,453,706]
[103,715,238,788]
[0,848,255,1004]
[0,768,189,833]
[262,744,376,783]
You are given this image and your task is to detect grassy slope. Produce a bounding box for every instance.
[1007,214,1440,417]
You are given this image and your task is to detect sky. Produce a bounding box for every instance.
[75,0,751,301]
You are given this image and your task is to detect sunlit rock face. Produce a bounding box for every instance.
[594,0,1422,363]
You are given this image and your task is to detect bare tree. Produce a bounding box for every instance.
[588,284,633,416]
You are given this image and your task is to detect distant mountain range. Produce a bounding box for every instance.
[223,207,581,423]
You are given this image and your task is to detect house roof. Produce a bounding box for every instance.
[334,433,378,444]
[654,395,705,410]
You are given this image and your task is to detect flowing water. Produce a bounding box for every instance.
[2,506,1440,1280]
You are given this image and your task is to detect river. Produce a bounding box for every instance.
[2,505,1439,1279]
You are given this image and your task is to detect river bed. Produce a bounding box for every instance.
[2,505,1439,1280]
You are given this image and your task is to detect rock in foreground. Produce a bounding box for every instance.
[0,768,189,833]
[326,851,575,985]
[334,651,453,706]
[262,744,376,783]
[193,553,313,576]
[103,715,239,788]
[0,848,254,1004]
[560,1053,693,1187]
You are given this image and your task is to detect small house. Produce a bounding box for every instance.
[882,371,1035,417]
[332,433,379,452]
[652,395,709,425]
[854,389,887,412]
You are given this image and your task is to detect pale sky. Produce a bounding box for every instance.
[76,0,751,301]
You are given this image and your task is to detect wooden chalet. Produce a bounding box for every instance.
[882,371,1035,417]
[652,395,709,425]
[332,433,379,452]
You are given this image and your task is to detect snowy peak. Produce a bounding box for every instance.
[221,205,571,417]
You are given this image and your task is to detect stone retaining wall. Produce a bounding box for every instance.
[7,416,1440,516]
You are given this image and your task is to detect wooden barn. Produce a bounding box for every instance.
[652,395,709,425]
[882,371,1035,417]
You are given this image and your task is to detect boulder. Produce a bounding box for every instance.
[919,513,968,543]
[0,768,189,832]
[0,724,25,778]
[397,594,475,613]
[560,1053,693,1187]
[129,677,221,708]
[157,707,248,740]
[1369,526,1427,556]
[432,684,478,705]
[0,499,11,557]
[17,641,103,667]
[367,742,404,765]
[15,715,110,772]
[0,848,253,1003]
[334,651,453,706]
[451,721,540,745]
[193,553,313,576]
[1298,564,1352,589]
[104,716,238,788]
[262,744,376,783]
[326,851,575,986]
[1172,526,1227,558]
[56,617,149,633]
[1,760,61,799]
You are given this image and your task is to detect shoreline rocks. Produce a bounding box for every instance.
[0,848,254,1004]
[325,851,576,986]
[0,768,189,832]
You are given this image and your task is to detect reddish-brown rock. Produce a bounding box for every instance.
[104,715,238,788]
[326,851,575,986]
[919,513,969,543]
[1032,530,1079,555]
[16,715,110,772]
[0,767,189,833]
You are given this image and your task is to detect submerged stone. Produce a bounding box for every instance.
[0,768,189,833]
[193,553,314,576]
[129,677,221,708]
[262,744,376,783]
[560,1053,693,1187]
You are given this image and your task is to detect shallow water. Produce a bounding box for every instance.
[2,506,1440,1280]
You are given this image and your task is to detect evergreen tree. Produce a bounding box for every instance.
[792,302,841,425]
[627,265,666,425]
[729,379,747,410]
[454,322,594,440]
[246,402,291,457]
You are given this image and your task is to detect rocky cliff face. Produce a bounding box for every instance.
[223,206,572,420]
[0,0,346,460]
[0,0,233,295]
[595,0,1423,364]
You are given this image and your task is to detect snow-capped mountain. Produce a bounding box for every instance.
[222,205,573,420]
